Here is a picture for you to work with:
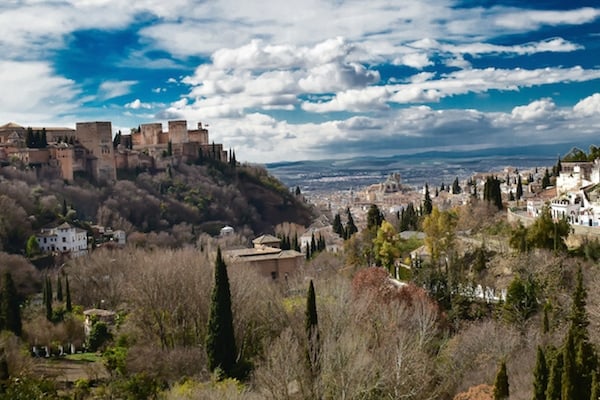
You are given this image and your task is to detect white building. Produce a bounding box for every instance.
[544,160,600,227]
[36,222,88,257]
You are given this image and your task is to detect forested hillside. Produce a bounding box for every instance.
[0,160,314,253]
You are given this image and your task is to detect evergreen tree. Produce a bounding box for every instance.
[569,268,597,399]
[44,277,53,321]
[484,176,503,210]
[516,175,524,200]
[590,371,599,400]
[41,128,47,148]
[509,190,515,201]
[546,349,563,400]
[26,127,34,148]
[205,248,237,378]
[112,130,121,149]
[0,272,22,336]
[295,186,301,196]
[366,204,384,232]
[167,140,173,156]
[542,168,551,189]
[56,275,63,302]
[423,184,433,215]
[332,213,344,236]
[305,280,320,375]
[533,346,548,400]
[452,177,461,194]
[65,274,72,313]
[494,360,509,400]
[344,208,358,239]
[562,331,577,400]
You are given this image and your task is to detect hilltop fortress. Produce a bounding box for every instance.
[0,120,228,182]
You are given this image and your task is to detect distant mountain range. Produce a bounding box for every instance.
[266,142,592,192]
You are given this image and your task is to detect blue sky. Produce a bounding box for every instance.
[1,0,599,162]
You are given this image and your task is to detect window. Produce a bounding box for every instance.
[270,271,278,280]
[62,237,66,242]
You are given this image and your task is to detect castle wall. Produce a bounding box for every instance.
[49,145,74,182]
[188,122,209,145]
[168,120,188,144]
[75,122,116,182]
[140,123,162,146]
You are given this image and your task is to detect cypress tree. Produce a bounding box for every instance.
[366,204,384,232]
[65,274,72,313]
[517,175,524,200]
[305,280,320,375]
[332,213,343,236]
[205,248,237,378]
[423,184,433,215]
[45,277,53,321]
[533,346,548,400]
[590,371,599,400]
[452,177,461,194]
[493,360,509,400]
[1,272,22,336]
[56,275,63,302]
[345,208,358,239]
[562,331,577,400]
[546,348,563,400]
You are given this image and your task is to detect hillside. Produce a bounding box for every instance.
[0,160,314,253]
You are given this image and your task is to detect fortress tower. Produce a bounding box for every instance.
[75,122,116,182]
[168,120,188,144]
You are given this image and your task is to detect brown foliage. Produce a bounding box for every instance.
[453,384,494,400]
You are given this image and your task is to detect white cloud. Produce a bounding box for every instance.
[394,53,433,69]
[0,61,79,123]
[511,98,557,120]
[495,7,600,30]
[98,80,137,100]
[125,99,152,109]
[574,93,600,116]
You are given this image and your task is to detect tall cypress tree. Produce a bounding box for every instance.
[305,280,320,375]
[562,331,577,400]
[205,248,237,378]
[546,348,563,400]
[45,276,53,321]
[423,184,433,215]
[65,274,72,313]
[56,275,63,302]
[516,175,524,200]
[1,272,22,336]
[345,208,358,239]
[533,346,548,400]
[332,213,343,236]
[494,360,509,400]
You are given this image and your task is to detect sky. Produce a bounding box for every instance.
[1,0,600,163]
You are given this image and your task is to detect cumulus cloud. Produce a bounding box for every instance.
[574,93,600,116]
[511,98,557,120]
[125,99,152,109]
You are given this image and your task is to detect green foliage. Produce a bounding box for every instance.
[399,202,419,231]
[503,275,537,325]
[452,177,461,194]
[87,321,112,352]
[516,175,523,200]
[344,208,358,239]
[493,361,509,400]
[0,272,22,336]
[0,377,58,400]
[542,168,551,189]
[484,176,503,210]
[65,274,72,313]
[366,204,384,232]
[510,206,570,252]
[25,235,40,258]
[104,344,129,377]
[561,331,577,400]
[423,184,433,215]
[372,221,401,273]
[206,248,237,378]
[332,213,344,237]
[305,280,320,376]
[422,207,456,265]
[533,346,548,400]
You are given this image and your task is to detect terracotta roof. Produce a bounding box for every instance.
[0,122,23,130]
